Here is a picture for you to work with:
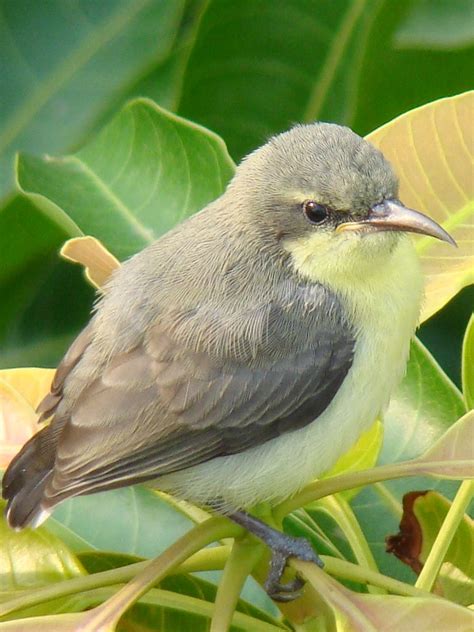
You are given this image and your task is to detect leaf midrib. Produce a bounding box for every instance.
[67,156,156,244]
[0,0,150,154]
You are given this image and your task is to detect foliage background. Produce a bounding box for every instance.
[0,0,472,382]
[0,1,473,629]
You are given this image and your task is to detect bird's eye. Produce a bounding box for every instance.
[303,200,328,225]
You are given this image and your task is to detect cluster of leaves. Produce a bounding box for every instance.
[0,91,473,630]
[0,2,473,630]
[1,0,473,370]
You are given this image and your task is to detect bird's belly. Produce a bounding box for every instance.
[157,239,423,509]
[156,326,408,508]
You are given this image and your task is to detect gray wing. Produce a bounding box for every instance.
[42,284,355,503]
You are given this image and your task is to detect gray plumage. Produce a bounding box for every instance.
[4,122,418,529]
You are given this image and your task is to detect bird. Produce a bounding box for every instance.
[2,122,454,600]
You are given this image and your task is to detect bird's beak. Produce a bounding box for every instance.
[337,199,456,246]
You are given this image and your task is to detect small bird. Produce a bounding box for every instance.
[2,123,454,600]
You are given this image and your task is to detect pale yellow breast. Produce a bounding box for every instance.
[157,235,424,508]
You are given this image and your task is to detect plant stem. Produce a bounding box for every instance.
[79,517,239,630]
[318,495,386,594]
[415,479,474,592]
[0,587,285,632]
[0,542,232,619]
[210,537,264,632]
[274,459,468,521]
[322,556,439,599]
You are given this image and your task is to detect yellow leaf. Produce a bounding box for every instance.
[0,368,54,469]
[367,91,474,323]
[60,236,120,289]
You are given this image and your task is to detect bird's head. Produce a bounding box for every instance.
[228,123,454,282]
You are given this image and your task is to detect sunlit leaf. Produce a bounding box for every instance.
[417,409,474,478]
[17,99,235,260]
[0,369,54,469]
[60,237,120,289]
[367,91,474,322]
[462,314,474,410]
[438,563,474,607]
[0,500,84,592]
[296,560,474,632]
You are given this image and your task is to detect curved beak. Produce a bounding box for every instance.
[337,199,456,246]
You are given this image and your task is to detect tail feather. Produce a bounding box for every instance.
[2,428,55,529]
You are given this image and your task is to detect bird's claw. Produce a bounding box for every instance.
[264,535,323,602]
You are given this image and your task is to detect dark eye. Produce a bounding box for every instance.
[303,200,328,224]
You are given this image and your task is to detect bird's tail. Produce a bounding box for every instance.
[2,427,55,529]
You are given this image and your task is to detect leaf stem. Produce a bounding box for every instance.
[0,543,232,619]
[79,517,239,630]
[274,459,471,521]
[415,479,474,592]
[210,538,264,632]
[318,495,385,594]
[322,556,439,598]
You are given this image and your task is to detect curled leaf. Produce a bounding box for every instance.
[60,236,120,289]
[367,91,474,322]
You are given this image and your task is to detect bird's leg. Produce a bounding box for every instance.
[226,509,323,602]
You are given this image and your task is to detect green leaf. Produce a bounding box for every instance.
[46,486,193,559]
[297,560,474,632]
[77,551,280,631]
[395,0,474,50]
[352,405,471,583]
[0,0,185,198]
[0,500,84,592]
[462,314,474,409]
[382,338,466,464]
[0,257,94,369]
[17,99,235,260]
[178,0,382,160]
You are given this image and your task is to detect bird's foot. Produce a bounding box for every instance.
[264,533,323,602]
[224,509,323,602]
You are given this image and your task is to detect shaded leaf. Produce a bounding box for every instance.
[382,337,466,464]
[179,0,382,160]
[60,237,120,289]
[17,99,235,260]
[367,91,474,322]
[395,0,474,50]
[0,0,184,197]
[48,486,193,560]
[462,314,474,409]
